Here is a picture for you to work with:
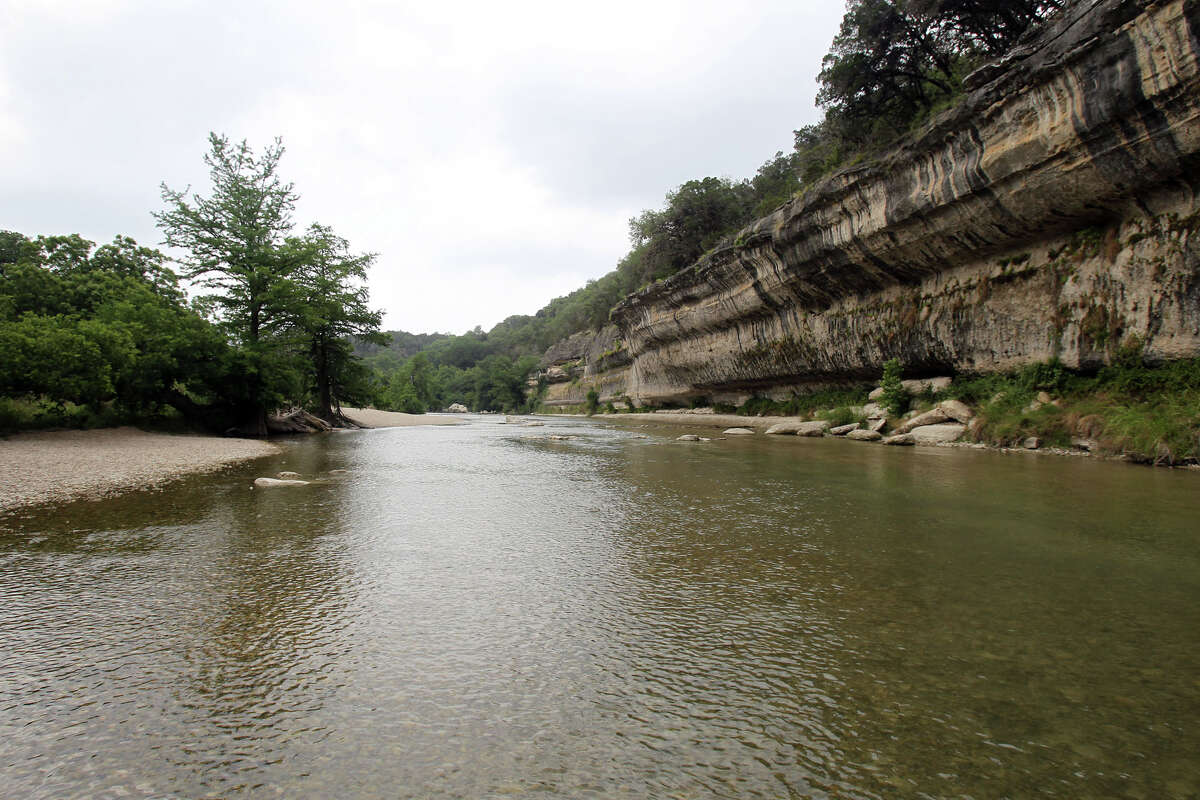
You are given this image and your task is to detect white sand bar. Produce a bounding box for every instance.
[340,407,462,428]
[0,427,279,513]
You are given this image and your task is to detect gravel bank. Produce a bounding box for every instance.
[0,427,279,513]
[340,408,462,427]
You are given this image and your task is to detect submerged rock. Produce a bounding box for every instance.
[677,434,701,441]
[254,477,309,487]
[723,427,755,435]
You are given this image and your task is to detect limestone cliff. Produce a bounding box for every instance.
[546,0,1200,408]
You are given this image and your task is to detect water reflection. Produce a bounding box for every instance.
[0,419,1197,798]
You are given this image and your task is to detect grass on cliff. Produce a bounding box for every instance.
[947,357,1200,464]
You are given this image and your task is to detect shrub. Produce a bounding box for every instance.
[879,358,909,416]
[585,388,600,416]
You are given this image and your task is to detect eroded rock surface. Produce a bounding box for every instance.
[541,0,1200,410]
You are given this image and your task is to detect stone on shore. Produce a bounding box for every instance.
[1023,436,1042,450]
[867,417,888,433]
[795,420,831,437]
[723,428,755,435]
[938,399,974,423]
[829,423,860,435]
[447,403,469,413]
[909,423,967,444]
[861,403,887,419]
[895,407,952,434]
[846,429,883,442]
[883,433,915,445]
[254,477,310,487]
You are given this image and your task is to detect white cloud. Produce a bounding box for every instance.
[0,0,842,334]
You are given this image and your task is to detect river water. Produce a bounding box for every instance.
[1,416,1198,799]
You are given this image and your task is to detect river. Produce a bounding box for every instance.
[1,416,1198,798]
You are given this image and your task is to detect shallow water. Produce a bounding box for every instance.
[1,417,1198,798]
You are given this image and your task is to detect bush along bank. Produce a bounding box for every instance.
[587,355,1200,468]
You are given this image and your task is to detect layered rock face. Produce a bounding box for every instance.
[552,0,1200,407]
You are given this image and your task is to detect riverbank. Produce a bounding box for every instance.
[340,407,462,427]
[0,427,279,514]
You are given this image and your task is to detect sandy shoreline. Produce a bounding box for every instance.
[0,410,463,515]
[0,427,280,514]
[340,407,463,427]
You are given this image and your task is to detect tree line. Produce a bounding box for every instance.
[2,134,384,434]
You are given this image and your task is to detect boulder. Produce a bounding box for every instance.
[861,402,887,419]
[937,399,974,423]
[846,429,883,442]
[1072,437,1098,452]
[677,434,701,441]
[796,420,831,437]
[909,423,967,445]
[447,403,469,413]
[904,377,952,395]
[867,417,888,433]
[882,433,915,446]
[868,386,885,401]
[894,407,952,435]
[276,471,302,479]
[1023,436,1042,450]
[829,423,860,435]
[723,427,755,435]
[254,477,309,487]
[764,421,807,435]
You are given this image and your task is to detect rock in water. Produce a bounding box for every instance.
[882,433,915,446]
[829,423,860,435]
[277,471,302,479]
[846,429,883,442]
[796,421,831,437]
[254,477,309,487]
[723,428,755,435]
[677,434,701,441]
[909,424,966,445]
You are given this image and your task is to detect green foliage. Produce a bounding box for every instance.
[0,229,234,428]
[817,0,1060,145]
[585,388,600,416]
[879,358,909,416]
[954,358,1200,464]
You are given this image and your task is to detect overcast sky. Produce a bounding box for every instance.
[1,0,843,334]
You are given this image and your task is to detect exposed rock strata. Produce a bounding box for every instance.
[546,0,1200,408]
